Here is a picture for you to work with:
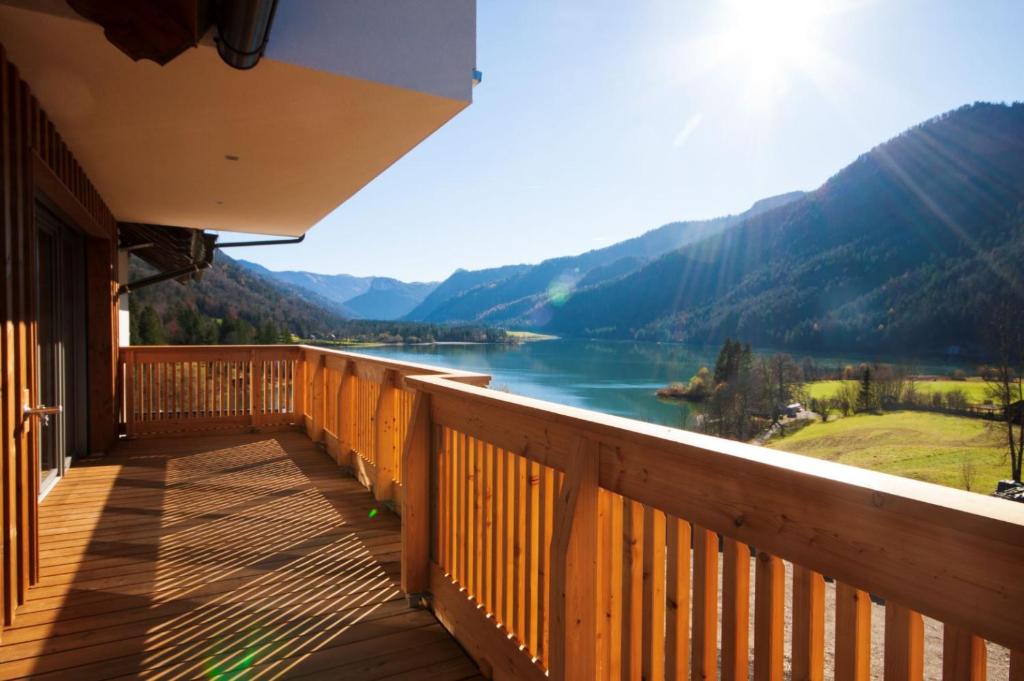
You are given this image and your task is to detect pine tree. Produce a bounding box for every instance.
[136,305,166,345]
[858,366,873,412]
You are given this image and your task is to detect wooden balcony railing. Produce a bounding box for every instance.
[118,344,1024,681]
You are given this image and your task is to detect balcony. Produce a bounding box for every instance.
[4,345,1022,680]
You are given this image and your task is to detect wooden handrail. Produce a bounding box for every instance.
[118,345,1024,680]
[404,372,1024,671]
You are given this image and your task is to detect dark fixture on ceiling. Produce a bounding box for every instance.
[67,0,212,65]
[68,0,279,70]
[215,0,279,70]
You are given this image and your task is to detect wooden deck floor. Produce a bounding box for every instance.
[0,431,483,680]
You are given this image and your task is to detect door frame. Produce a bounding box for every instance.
[33,197,90,501]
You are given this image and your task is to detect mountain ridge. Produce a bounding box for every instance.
[403,190,807,323]
[235,260,438,320]
[543,102,1024,355]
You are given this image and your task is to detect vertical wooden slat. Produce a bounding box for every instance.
[526,459,540,655]
[539,464,554,666]
[692,526,719,681]
[1009,650,1024,681]
[455,430,466,587]
[792,566,825,681]
[504,447,515,626]
[942,625,986,681]
[549,437,599,681]
[722,538,751,681]
[665,517,690,681]
[481,438,492,611]
[622,499,644,681]
[607,493,625,678]
[596,489,611,680]
[835,583,871,681]
[884,603,924,681]
[514,451,527,643]
[492,443,505,625]
[754,552,784,681]
[642,506,666,681]
[435,424,446,568]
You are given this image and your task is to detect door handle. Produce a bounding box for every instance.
[24,404,62,427]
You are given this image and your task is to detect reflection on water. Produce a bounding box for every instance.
[357,339,972,429]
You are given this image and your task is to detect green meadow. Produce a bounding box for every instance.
[767,411,1007,492]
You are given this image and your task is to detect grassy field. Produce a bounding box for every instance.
[766,411,1007,492]
[806,378,991,404]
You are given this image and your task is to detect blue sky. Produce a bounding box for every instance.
[220,0,1024,282]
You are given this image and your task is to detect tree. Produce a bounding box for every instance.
[173,304,218,345]
[220,315,256,345]
[700,339,762,441]
[136,305,166,345]
[858,366,874,412]
[256,319,286,344]
[984,295,1024,483]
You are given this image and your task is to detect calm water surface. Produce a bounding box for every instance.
[358,339,971,428]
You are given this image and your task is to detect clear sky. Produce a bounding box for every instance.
[218,0,1024,282]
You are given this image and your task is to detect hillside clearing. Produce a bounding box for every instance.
[766,411,1007,492]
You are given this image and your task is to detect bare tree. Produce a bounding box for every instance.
[960,454,977,492]
[985,296,1024,483]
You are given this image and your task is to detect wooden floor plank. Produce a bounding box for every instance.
[1,431,480,681]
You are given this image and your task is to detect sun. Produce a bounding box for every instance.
[709,0,842,104]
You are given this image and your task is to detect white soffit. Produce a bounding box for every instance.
[0,3,474,236]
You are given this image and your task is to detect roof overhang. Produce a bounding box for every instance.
[0,1,476,236]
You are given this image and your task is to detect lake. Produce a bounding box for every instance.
[357,339,973,428]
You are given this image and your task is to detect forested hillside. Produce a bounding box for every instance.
[128,254,506,345]
[404,191,805,323]
[545,103,1024,356]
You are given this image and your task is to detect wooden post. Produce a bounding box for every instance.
[124,349,136,439]
[549,437,599,681]
[250,349,264,427]
[401,391,432,596]
[307,352,325,443]
[292,352,306,420]
[338,360,355,457]
[374,370,399,501]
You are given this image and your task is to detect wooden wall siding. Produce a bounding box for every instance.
[121,346,1024,680]
[1,42,119,631]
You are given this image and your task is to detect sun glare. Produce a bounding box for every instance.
[710,0,843,105]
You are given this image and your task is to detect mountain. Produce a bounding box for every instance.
[544,102,1024,356]
[131,253,348,339]
[343,278,439,320]
[236,260,437,320]
[403,191,805,323]
[404,264,533,321]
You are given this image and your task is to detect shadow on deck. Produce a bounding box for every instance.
[0,431,483,680]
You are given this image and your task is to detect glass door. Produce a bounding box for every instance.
[34,202,89,498]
